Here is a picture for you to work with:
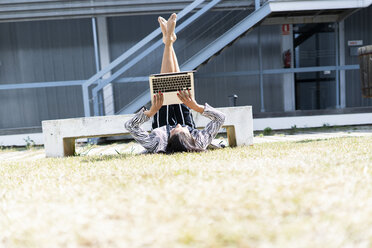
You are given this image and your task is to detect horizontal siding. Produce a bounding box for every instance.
[0,0,254,23]
[0,3,371,132]
[344,5,372,107]
[0,19,95,84]
[0,86,84,129]
[0,18,95,129]
[193,25,283,113]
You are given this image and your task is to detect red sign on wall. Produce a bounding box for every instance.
[282,24,290,35]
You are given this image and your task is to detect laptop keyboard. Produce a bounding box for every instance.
[152,75,192,94]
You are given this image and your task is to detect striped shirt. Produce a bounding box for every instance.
[124,103,226,153]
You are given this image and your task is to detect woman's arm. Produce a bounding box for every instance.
[177,90,226,149]
[196,103,226,149]
[124,108,158,152]
[144,92,164,117]
[124,93,164,152]
[177,89,204,113]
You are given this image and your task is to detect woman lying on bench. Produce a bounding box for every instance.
[125,13,225,154]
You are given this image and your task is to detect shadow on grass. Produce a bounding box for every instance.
[78,147,231,163]
[79,153,144,163]
[295,136,359,144]
[0,145,44,152]
[295,139,325,144]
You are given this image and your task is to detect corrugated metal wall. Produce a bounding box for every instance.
[0,0,253,23]
[344,5,372,107]
[108,14,161,112]
[0,18,95,129]
[108,11,283,114]
[195,25,283,113]
[0,4,371,132]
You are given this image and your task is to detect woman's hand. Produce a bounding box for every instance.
[177,89,204,113]
[145,92,164,117]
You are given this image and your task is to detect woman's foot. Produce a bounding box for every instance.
[167,13,177,43]
[158,13,177,45]
[158,16,168,44]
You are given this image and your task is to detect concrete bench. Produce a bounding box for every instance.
[42,106,253,157]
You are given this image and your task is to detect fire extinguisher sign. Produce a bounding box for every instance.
[282,24,290,35]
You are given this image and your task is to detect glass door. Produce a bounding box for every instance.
[293,23,337,110]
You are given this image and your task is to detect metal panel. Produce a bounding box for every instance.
[107,14,158,114]
[0,81,83,90]
[181,2,272,71]
[186,34,261,113]
[0,18,95,129]
[269,0,372,12]
[0,86,84,129]
[262,15,339,25]
[0,1,254,23]
[344,5,372,107]
[0,19,95,84]
[182,0,372,72]
[195,25,283,113]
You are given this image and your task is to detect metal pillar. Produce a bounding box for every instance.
[82,84,90,117]
[255,0,260,10]
[97,16,115,116]
[258,27,265,112]
[92,17,101,116]
[339,21,346,108]
[282,24,295,112]
[335,22,340,108]
[92,17,100,73]
[315,33,320,109]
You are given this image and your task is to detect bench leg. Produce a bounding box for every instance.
[43,122,77,157]
[226,126,237,147]
[63,138,76,156]
[44,136,75,157]
[43,131,65,158]
[226,108,253,146]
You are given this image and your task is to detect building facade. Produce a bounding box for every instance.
[0,0,371,143]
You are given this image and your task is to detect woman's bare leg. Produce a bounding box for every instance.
[171,46,180,72]
[166,14,180,71]
[159,14,179,73]
[160,43,175,73]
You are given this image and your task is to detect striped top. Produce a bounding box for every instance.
[124,103,226,153]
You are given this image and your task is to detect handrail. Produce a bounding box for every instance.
[83,0,205,88]
[82,0,207,116]
[181,0,271,71]
[89,0,224,116]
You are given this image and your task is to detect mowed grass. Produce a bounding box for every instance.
[1,136,372,248]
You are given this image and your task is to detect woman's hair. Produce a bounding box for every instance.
[166,132,205,154]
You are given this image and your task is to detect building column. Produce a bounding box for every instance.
[258,26,265,112]
[281,24,295,112]
[339,21,346,108]
[96,17,115,115]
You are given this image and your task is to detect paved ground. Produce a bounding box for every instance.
[254,126,372,143]
[1,126,371,162]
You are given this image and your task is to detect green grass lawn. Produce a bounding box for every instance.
[1,136,372,247]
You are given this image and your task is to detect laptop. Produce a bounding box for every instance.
[149,71,195,106]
